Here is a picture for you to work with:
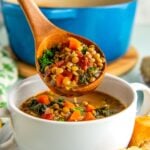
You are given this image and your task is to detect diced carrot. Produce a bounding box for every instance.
[86,104,95,112]
[64,100,75,109]
[41,113,53,120]
[68,110,83,121]
[68,37,81,50]
[84,112,95,121]
[56,74,64,87]
[37,95,50,105]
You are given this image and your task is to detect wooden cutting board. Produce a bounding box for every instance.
[14,46,138,77]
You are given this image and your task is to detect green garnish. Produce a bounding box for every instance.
[88,67,97,72]
[38,49,54,73]
[95,105,114,117]
[28,99,47,115]
[79,74,88,84]
[38,44,60,73]
[81,46,88,55]
[73,107,84,114]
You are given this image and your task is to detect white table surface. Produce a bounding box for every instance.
[0,24,150,83]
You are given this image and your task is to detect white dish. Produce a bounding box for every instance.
[7,74,150,150]
[0,118,13,145]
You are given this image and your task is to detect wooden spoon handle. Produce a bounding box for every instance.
[17,0,56,47]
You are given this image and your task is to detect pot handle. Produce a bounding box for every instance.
[131,83,150,115]
[43,9,77,20]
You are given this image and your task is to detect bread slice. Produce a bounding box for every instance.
[129,116,150,146]
[139,140,150,150]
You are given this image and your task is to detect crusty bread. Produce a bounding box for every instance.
[129,116,150,146]
[139,140,150,150]
[121,146,142,150]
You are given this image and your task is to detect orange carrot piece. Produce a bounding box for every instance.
[84,112,95,121]
[37,95,50,105]
[56,74,64,87]
[86,104,95,112]
[69,110,82,121]
[68,37,81,50]
[64,100,75,109]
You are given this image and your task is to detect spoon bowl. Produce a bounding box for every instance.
[18,0,106,96]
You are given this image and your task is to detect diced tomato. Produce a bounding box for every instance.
[84,112,95,121]
[68,110,83,121]
[79,57,89,71]
[41,113,53,120]
[77,51,83,58]
[68,37,81,50]
[64,100,75,109]
[86,104,95,112]
[37,95,50,105]
[63,71,73,80]
[55,60,65,67]
[56,74,64,87]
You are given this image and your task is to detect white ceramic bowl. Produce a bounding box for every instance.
[0,118,13,145]
[8,74,150,150]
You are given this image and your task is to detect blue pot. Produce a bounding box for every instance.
[1,0,137,65]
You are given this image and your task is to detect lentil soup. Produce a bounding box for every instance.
[38,37,105,91]
[20,91,125,122]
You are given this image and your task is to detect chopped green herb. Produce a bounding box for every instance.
[38,44,61,73]
[73,107,84,114]
[79,72,91,85]
[38,49,54,73]
[81,46,88,55]
[88,67,97,72]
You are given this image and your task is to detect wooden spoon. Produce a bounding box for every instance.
[17,0,106,96]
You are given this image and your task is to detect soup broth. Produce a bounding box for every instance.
[20,91,125,122]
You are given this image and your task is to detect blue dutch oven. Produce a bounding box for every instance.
[1,0,137,65]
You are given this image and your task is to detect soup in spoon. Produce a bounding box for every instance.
[38,37,105,92]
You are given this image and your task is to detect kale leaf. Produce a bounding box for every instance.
[38,45,60,73]
[28,100,47,115]
[95,105,113,117]
[38,50,54,73]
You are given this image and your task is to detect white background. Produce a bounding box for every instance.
[136,0,150,25]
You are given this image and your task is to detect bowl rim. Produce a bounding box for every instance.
[8,73,137,125]
[2,0,137,9]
